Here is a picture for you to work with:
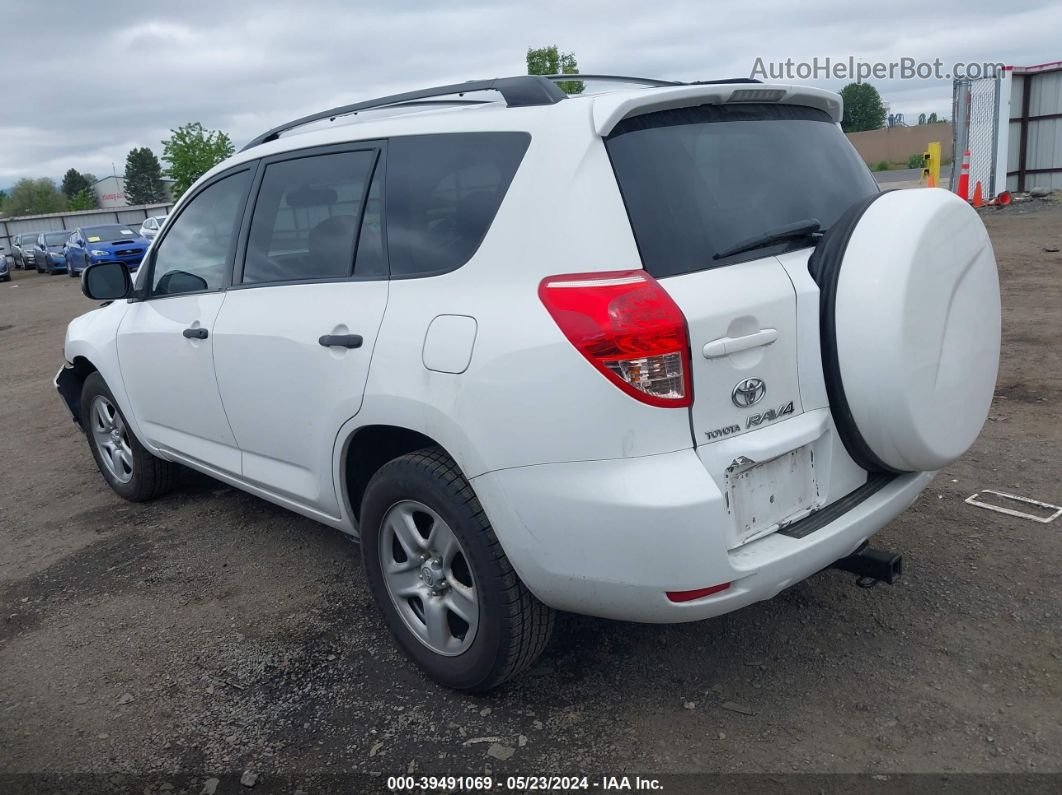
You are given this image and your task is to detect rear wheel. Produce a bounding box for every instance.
[81,372,176,502]
[361,448,554,691]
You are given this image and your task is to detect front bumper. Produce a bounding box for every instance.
[472,448,932,623]
[55,364,83,429]
[90,257,141,270]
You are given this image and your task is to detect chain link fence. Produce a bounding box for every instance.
[951,75,1004,198]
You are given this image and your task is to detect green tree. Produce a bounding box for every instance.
[61,168,93,201]
[161,122,235,199]
[527,45,584,95]
[839,82,886,132]
[3,178,67,215]
[124,146,168,205]
[928,112,939,124]
[68,189,98,211]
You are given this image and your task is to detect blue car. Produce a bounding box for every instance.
[32,231,71,274]
[65,224,149,276]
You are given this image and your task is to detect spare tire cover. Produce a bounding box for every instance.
[811,189,1001,473]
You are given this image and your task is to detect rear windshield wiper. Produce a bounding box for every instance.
[713,218,823,260]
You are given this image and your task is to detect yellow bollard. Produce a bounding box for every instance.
[920,142,942,188]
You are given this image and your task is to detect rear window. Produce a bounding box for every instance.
[385,133,530,278]
[606,104,879,278]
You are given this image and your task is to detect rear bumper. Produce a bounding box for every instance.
[472,449,932,623]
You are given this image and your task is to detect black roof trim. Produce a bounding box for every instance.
[241,76,567,151]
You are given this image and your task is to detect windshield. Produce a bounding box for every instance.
[82,225,138,243]
[605,103,879,278]
[45,232,69,245]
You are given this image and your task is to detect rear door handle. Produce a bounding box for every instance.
[182,327,208,340]
[318,334,363,349]
[702,328,778,359]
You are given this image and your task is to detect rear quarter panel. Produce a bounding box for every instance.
[351,103,696,480]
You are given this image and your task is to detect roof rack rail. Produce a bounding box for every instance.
[539,74,684,87]
[241,76,567,151]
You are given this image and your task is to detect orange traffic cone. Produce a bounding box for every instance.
[928,174,936,188]
[972,180,984,208]
[956,150,971,200]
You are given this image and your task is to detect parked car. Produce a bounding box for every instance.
[0,247,10,282]
[138,215,168,240]
[64,225,149,276]
[55,75,1002,692]
[12,232,41,269]
[32,231,70,274]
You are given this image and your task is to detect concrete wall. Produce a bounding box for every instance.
[847,123,953,165]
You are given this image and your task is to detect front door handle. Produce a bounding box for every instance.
[182,327,209,340]
[702,328,778,359]
[319,334,363,349]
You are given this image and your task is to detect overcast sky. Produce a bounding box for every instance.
[2,0,1059,184]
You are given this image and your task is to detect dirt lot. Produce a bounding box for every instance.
[1,203,1060,790]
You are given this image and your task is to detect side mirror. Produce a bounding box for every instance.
[82,262,132,301]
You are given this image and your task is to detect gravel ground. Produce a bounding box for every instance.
[1,201,1059,791]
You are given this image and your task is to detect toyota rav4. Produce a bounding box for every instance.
[56,75,1001,691]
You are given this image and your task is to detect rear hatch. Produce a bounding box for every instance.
[605,101,880,545]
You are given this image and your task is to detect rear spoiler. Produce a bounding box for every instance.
[591,84,843,136]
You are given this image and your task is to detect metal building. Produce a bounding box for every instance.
[1007,62,1062,193]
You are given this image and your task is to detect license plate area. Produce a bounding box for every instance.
[726,444,818,548]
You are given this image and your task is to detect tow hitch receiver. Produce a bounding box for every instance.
[830,544,903,585]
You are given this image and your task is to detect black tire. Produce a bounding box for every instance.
[361,447,554,691]
[80,371,176,502]
[808,191,897,474]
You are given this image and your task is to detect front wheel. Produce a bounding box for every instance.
[361,448,554,691]
[81,372,176,502]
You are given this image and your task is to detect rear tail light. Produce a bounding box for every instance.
[538,270,692,408]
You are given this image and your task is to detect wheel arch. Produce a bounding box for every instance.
[340,424,458,526]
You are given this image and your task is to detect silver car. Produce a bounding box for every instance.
[138,215,168,239]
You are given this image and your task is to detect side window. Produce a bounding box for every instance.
[385,133,530,277]
[151,170,251,296]
[243,150,377,284]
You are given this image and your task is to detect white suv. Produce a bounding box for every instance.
[56,75,1001,691]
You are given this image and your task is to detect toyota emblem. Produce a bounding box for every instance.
[731,377,767,408]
